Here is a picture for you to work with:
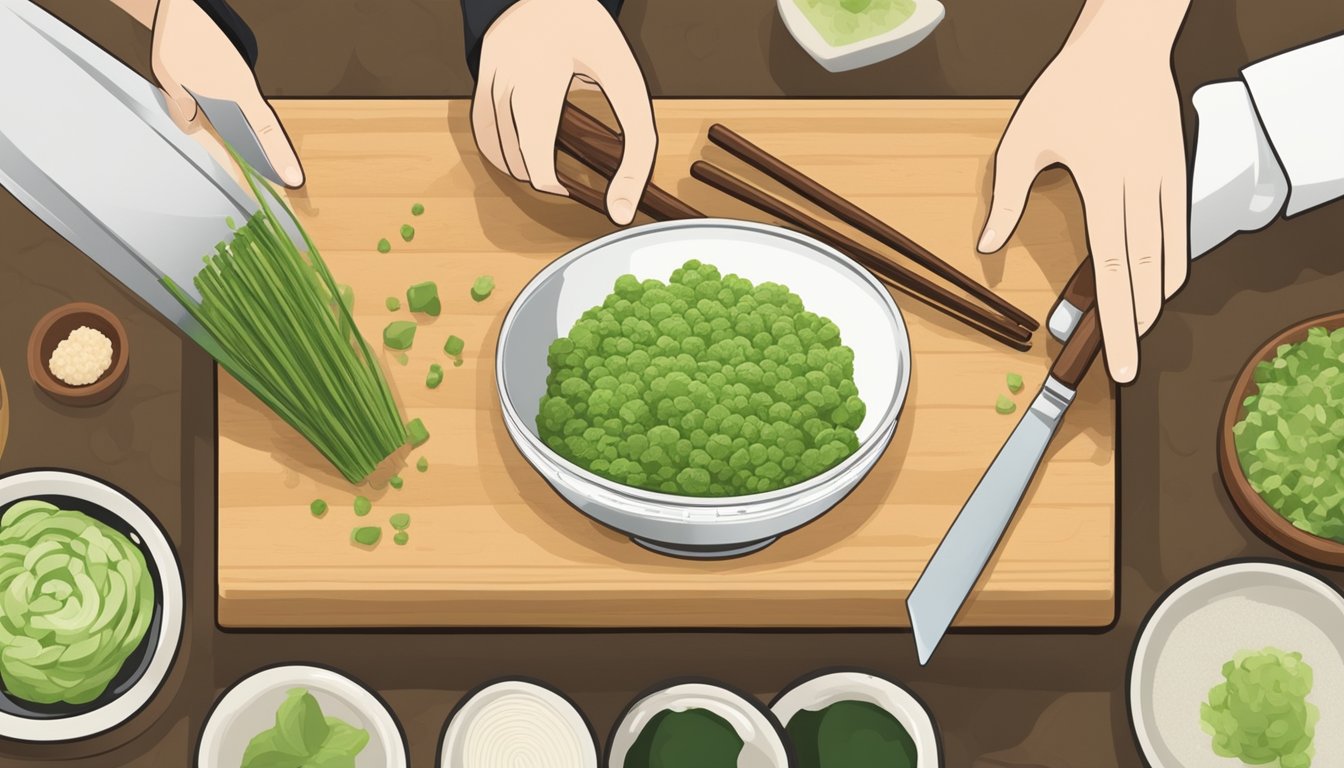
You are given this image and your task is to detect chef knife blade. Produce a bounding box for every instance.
[907,310,1103,664]
[188,88,285,186]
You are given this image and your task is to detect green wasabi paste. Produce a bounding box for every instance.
[794,0,915,47]
[787,700,917,768]
[624,708,743,768]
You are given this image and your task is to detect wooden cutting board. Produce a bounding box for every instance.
[216,99,1115,628]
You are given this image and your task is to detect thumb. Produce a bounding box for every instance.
[237,91,305,188]
[978,137,1039,254]
[157,73,200,131]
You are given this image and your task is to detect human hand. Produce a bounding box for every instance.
[150,0,304,187]
[977,0,1191,383]
[473,0,656,225]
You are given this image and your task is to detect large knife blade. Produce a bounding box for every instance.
[907,310,1102,664]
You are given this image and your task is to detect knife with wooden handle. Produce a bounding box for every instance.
[907,307,1102,664]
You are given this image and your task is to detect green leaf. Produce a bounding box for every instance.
[273,688,330,757]
[241,729,307,768]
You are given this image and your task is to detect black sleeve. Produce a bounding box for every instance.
[192,0,259,68]
[462,0,624,80]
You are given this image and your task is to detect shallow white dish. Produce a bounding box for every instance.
[771,670,939,767]
[1129,561,1344,768]
[0,469,183,742]
[608,681,791,768]
[440,679,597,767]
[197,664,407,767]
[778,0,945,73]
[497,219,910,558]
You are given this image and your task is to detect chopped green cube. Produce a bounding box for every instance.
[406,281,441,316]
[406,418,430,447]
[385,297,401,311]
[389,513,411,530]
[354,495,372,516]
[426,364,444,389]
[389,475,403,490]
[995,395,1016,415]
[383,321,417,350]
[416,456,429,473]
[352,526,381,546]
[1007,372,1024,393]
[400,224,415,242]
[310,499,328,518]
[411,203,424,216]
[393,531,409,546]
[394,352,409,366]
[444,335,465,357]
[377,238,392,254]
[453,358,464,367]
[470,275,495,302]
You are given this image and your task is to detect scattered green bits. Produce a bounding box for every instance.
[470,275,495,302]
[383,321,417,350]
[400,224,415,242]
[393,531,409,546]
[389,513,411,530]
[1200,647,1315,767]
[406,281,441,316]
[444,335,465,358]
[1006,372,1024,393]
[406,418,430,447]
[426,363,444,389]
[310,499,328,518]
[389,475,403,490]
[1233,326,1344,542]
[352,526,381,547]
[225,215,236,229]
[411,203,425,216]
[354,495,372,516]
[385,297,401,311]
[453,358,464,367]
[995,395,1016,415]
[416,456,429,473]
[377,238,392,254]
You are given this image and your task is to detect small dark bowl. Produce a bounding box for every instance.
[27,303,129,407]
[1219,310,1344,567]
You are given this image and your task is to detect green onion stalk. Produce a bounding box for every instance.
[163,150,405,484]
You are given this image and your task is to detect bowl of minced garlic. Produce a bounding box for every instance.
[28,302,129,406]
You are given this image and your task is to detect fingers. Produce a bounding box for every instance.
[491,78,529,182]
[471,73,507,175]
[978,130,1040,253]
[1084,182,1140,383]
[154,68,199,131]
[1160,172,1189,298]
[237,91,304,187]
[510,73,571,196]
[1124,181,1164,336]
[587,57,656,226]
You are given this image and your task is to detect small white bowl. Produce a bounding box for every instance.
[0,469,183,743]
[771,670,939,767]
[608,681,792,768]
[778,0,945,72]
[440,679,598,767]
[197,665,407,767]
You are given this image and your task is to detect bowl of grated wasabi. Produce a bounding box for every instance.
[778,0,945,73]
[1220,313,1344,566]
[0,469,183,742]
[497,220,909,558]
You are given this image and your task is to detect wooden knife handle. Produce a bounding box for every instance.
[1050,308,1102,389]
[1055,257,1097,317]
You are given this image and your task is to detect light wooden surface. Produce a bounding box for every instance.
[216,99,1115,628]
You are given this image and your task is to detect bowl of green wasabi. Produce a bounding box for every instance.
[771,670,939,768]
[607,680,793,768]
[778,0,945,73]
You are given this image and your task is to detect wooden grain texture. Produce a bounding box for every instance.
[216,99,1115,629]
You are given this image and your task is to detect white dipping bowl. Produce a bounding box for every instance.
[778,0,945,73]
[770,670,939,767]
[440,679,598,767]
[197,665,407,767]
[0,469,183,742]
[497,219,910,559]
[608,681,791,768]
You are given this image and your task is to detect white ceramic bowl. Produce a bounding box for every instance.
[497,219,910,558]
[0,469,183,742]
[197,665,407,767]
[440,679,598,767]
[1130,561,1344,768]
[778,0,945,73]
[608,681,792,768]
[771,670,939,767]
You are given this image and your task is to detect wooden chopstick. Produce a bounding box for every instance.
[691,160,1032,351]
[707,124,1039,333]
[556,168,609,217]
[556,104,703,221]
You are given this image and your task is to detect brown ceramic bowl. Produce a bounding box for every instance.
[1219,310,1344,567]
[26,302,129,406]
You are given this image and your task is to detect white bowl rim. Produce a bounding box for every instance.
[438,677,598,767]
[1127,559,1344,765]
[777,0,946,60]
[196,663,408,768]
[606,679,792,767]
[0,468,184,743]
[769,668,941,767]
[496,218,911,511]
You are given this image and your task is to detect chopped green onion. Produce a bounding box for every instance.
[411,203,424,216]
[384,321,417,350]
[377,238,391,254]
[995,395,1016,415]
[444,335,465,357]
[416,456,429,473]
[426,364,444,389]
[352,526,381,546]
[389,475,403,490]
[225,215,236,229]
[310,499,328,517]
[1006,372,1024,393]
[354,495,372,516]
[453,358,463,367]
[406,281,441,316]
[470,275,495,302]
[406,419,430,447]
[393,531,409,546]
[400,224,415,242]
[385,297,401,311]
[389,513,411,530]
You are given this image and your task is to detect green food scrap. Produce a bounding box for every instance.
[377,238,392,254]
[995,395,1016,415]
[453,358,464,367]
[386,296,401,311]
[225,215,236,229]
[310,499,328,517]
[1201,648,1315,768]
[406,418,430,447]
[354,495,372,516]
[389,475,403,490]
[389,513,411,530]
[470,275,495,302]
[416,456,429,473]
[411,203,425,216]
[444,335,465,357]
[406,281,441,316]
[536,261,866,497]
[394,352,409,366]
[393,531,409,546]
[351,526,381,547]
[1006,372,1024,394]
[427,363,444,389]
[624,708,744,768]
[400,224,415,242]
[241,688,369,768]
[383,320,417,350]
[1233,326,1344,542]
